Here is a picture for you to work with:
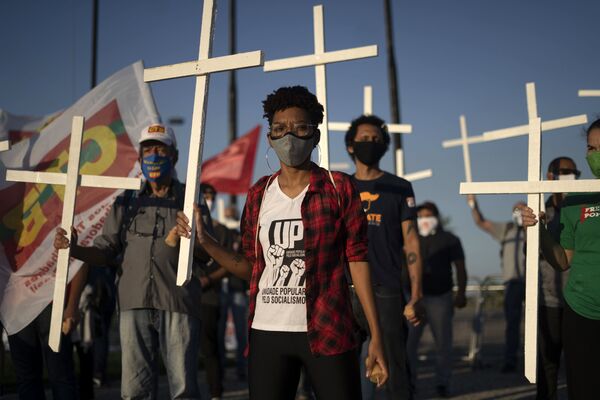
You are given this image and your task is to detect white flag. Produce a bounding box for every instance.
[0,61,158,334]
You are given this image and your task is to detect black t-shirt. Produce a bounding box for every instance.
[352,172,416,289]
[420,229,464,295]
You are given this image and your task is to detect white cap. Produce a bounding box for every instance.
[139,123,177,148]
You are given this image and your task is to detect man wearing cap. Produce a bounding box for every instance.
[54,124,204,399]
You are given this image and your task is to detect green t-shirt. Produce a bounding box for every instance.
[561,193,600,319]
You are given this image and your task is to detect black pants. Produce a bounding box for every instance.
[199,303,223,397]
[563,302,600,400]
[536,305,563,400]
[8,305,78,400]
[504,279,525,367]
[248,329,361,400]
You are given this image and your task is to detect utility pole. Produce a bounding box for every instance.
[383,0,403,170]
[91,0,99,89]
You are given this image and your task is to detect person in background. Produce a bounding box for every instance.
[467,194,526,373]
[7,264,87,399]
[345,114,422,400]
[535,157,579,400]
[407,201,467,398]
[198,183,229,400]
[519,119,600,399]
[55,123,204,399]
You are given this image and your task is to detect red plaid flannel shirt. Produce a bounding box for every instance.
[241,163,368,356]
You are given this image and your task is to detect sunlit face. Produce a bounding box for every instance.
[588,128,600,154]
[140,140,173,158]
[270,107,316,140]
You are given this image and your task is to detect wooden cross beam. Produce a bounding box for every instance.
[5,116,141,352]
[578,90,600,97]
[328,85,432,181]
[0,140,9,152]
[460,82,594,383]
[144,0,263,286]
[263,5,378,170]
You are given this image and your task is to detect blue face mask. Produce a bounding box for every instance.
[141,154,172,182]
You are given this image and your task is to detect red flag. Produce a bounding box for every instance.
[201,125,261,194]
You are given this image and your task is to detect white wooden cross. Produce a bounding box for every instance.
[0,140,9,152]
[442,115,487,183]
[5,116,141,352]
[328,85,433,181]
[460,82,595,383]
[144,0,263,286]
[263,5,378,170]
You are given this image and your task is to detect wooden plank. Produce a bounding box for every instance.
[144,51,263,82]
[483,115,588,141]
[578,89,600,97]
[364,86,372,115]
[48,116,85,352]
[460,115,472,182]
[6,170,67,185]
[80,175,141,190]
[263,45,378,72]
[460,179,600,195]
[404,169,433,182]
[0,140,9,152]
[176,0,216,286]
[442,134,487,148]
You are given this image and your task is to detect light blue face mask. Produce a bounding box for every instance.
[141,153,172,182]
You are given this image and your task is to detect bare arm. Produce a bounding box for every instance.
[519,205,573,271]
[466,194,496,235]
[402,219,423,325]
[54,227,110,266]
[348,261,388,387]
[539,225,573,270]
[62,263,89,334]
[176,208,252,281]
[453,259,467,308]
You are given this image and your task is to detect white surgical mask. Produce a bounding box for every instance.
[417,216,438,237]
[557,173,576,181]
[205,199,214,212]
[512,209,523,227]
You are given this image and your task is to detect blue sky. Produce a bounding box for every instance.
[1,0,599,279]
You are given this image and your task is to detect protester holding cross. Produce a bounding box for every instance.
[519,119,600,399]
[54,124,206,399]
[176,86,388,400]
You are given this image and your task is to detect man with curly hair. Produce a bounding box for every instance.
[346,114,423,400]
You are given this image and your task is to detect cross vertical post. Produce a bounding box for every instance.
[459,82,593,383]
[5,115,141,351]
[143,0,263,285]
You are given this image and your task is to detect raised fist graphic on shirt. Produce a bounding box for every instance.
[266,244,285,285]
[275,264,291,286]
[290,259,306,286]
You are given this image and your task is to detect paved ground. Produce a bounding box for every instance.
[1,305,567,399]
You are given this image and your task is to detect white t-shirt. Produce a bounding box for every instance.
[252,176,309,332]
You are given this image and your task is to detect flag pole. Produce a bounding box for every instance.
[228,0,238,206]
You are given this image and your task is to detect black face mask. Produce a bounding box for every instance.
[352,141,387,166]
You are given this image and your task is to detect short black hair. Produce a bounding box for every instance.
[344,114,390,147]
[547,156,576,173]
[200,182,216,195]
[587,118,600,138]
[344,114,390,159]
[417,201,440,217]
[262,86,324,126]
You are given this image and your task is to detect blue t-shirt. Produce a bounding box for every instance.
[352,172,416,289]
